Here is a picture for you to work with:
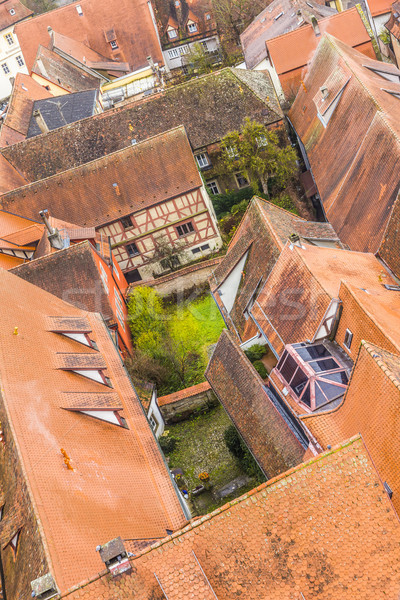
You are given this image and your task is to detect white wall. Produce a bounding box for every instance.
[163,36,219,70]
[147,389,165,438]
[0,25,28,100]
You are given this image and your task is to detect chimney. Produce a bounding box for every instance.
[311,16,321,36]
[96,537,133,577]
[33,109,49,134]
[47,25,54,47]
[31,573,59,599]
[297,9,304,24]
[39,209,65,250]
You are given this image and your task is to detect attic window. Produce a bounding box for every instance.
[76,4,83,15]
[5,529,21,560]
[188,22,198,33]
[77,409,128,428]
[9,8,15,15]
[110,40,118,50]
[72,369,112,386]
[206,13,211,20]
[314,75,350,128]
[61,332,97,348]
[168,28,178,39]
[343,329,353,351]
[121,216,132,229]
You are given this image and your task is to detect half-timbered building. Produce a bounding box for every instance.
[0,126,222,282]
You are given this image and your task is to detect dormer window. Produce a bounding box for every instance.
[110,40,118,50]
[5,529,21,561]
[9,8,15,15]
[60,332,98,349]
[168,28,178,39]
[188,22,198,33]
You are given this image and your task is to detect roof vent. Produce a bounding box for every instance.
[9,8,15,15]
[384,481,393,499]
[320,85,329,100]
[76,4,83,15]
[31,573,59,599]
[96,537,132,577]
[311,16,320,36]
[39,209,65,250]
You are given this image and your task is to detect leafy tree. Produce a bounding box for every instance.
[212,0,268,46]
[182,43,217,75]
[220,118,298,196]
[127,286,165,342]
[164,314,202,387]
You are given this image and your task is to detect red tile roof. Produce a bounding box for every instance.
[302,343,400,515]
[0,0,32,30]
[0,153,26,193]
[289,35,400,275]
[386,1,400,37]
[61,436,400,598]
[0,73,53,148]
[367,0,392,16]
[0,267,186,594]
[158,381,211,406]
[0,126,202,227]
[267,7,373,77]
[14,0,163,73]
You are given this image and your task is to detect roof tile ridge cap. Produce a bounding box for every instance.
[10,239,90,271]
[330,36,400,143]
[256,199,286,250]
[0,372,58,583]
[231,68,283,117]
[225,198,256,250]
[362,340,400,390]
[258,196,306,222]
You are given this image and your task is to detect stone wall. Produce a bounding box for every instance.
[158,381,218,423]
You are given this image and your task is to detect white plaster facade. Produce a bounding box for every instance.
[0,24,28,100]
[163,35,219,70]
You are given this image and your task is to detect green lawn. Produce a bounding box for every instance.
[166,404,259,514]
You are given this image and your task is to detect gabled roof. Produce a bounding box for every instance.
[301,342,400,514]
[1,68,283,183]
[240,0,336,69]
[251,244,395,354]
[0,0,32,31]
[289,36,400,272]
[0,126,202,227]
[14,0,163,73]
[152,0,217,47]
[0,155,26,192]
[266,7,374,77]
[26,89,98,138]
[61,436,400,598]
[0,73,53,147]
[32,45,102,93]
[210,197,341,342]
[0,267,186,594]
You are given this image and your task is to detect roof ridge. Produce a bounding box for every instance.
[229,68,283,118]
[362,340,400,391]
[1,125,189,197]
[60,434,365,597]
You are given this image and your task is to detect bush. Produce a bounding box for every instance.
[244,344,267,363]
[211,187,260,218]
[224,425,264,482]
[253,360,268,379]
[159,434,179,455]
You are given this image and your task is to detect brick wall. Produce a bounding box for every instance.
[0,391,49,599]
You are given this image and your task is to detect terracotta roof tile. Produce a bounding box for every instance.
[1,68,282,182]
[0,155,26,193]
[289,36,400,273]
[368,0,392,15]
[0,0,32,30]
[158,381,211,406]
[0,267,187,594]
[0,126,201,227]
[63,436,400,598]
[14,0,163,73]
[61,392,123,410]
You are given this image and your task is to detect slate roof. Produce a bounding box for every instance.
[0,0,32,31]
[14,0,163,73]
[0,68,283,183]
[240,0,336,69]
[251,244,396,355]
[26,89,98,138]
[32,45,102,93]
[0,267,187,595]
[57,436,400,598]
[289,35,400,275]
[0,73,53,147]
[0,126,202,227]
[206,329,308,477]
[302,343,400,515]
[210,197,341,342]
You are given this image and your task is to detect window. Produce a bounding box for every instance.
[192,247,201,255]
[110,40,118,50]
[235,173,249,188]
[149,415,158,431]
[168,28,178,39]
[9,8,15,15]
[176,222,194,237]
[206,12,211,20]
[195,153,210,168]
[1,63,10,75]
[5,34,14,46]
[6,530,20,560]
[206,180,219,195]
[201,41,208,52]
[120,216,132,229]
[344,329,353,350]
[225,145,238,158]
[15,55,24,67]
[188,22,198,33]
[126,242,139,257]
[201,244,210,251]
[168,48,179,59]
